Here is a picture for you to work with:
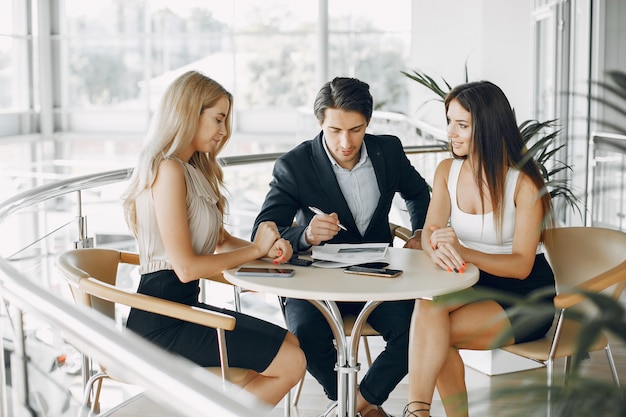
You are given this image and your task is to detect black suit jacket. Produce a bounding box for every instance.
[252,132,431,252]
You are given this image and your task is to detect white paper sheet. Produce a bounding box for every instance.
[311,243,389,268]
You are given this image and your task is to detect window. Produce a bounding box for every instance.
[0,0,412,200]
[57,0,411,142]
[0,0,33,135]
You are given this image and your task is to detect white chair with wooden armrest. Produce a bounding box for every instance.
[502,226,626,389]
[290,222,414,407]
[56,248,250,416]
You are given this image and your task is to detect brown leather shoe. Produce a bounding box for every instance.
[360,406,393,417]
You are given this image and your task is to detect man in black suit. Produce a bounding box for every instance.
[252,77,430,417]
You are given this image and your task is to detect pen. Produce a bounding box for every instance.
[308,206,347,231]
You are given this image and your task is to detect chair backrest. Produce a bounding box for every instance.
[544,226,626,303]
[57,248,137,321]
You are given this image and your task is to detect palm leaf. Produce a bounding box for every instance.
[401,69,450,100]
[607,69,626,91]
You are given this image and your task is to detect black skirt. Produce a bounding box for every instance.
[126,269,287,373]
[475,253,556,344]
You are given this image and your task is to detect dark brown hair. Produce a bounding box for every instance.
[445,81,553,238]
[313,77,373,123]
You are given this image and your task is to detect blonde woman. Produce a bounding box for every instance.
[122,70,305,406]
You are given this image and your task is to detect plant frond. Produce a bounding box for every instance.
[606,69,626,92]
[401,69,450,100]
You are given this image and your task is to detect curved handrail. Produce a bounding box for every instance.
[0,168,133,223]
[0,145,447,224]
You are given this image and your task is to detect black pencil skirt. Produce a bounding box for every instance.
[474,253,556,344]
[126,269,287,373]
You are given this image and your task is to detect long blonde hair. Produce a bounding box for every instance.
[122,71,233,237]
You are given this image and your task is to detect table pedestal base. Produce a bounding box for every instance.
[310,300,382,417]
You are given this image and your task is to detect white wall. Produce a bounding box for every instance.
[408,0,533,127]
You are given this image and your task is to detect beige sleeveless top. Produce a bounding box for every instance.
[134,157,222,275]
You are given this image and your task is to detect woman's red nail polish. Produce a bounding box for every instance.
[447,268,452,272]
[273,259,279,264]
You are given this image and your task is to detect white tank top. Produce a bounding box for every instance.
[448,158,519,254]
[135,157,222,274]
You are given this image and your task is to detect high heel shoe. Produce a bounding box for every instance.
[402,401,430,417]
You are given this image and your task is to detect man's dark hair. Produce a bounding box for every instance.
[313,77,373,123]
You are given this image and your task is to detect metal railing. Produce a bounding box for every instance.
[0,143,448,417]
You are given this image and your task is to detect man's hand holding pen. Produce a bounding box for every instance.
[305,206,345,246]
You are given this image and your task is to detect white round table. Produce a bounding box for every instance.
[225,247,479,417]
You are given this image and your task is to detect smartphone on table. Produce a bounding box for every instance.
[343,266,403,278]
[288,256,313,267]
[235,267,295,277]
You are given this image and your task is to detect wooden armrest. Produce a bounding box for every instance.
[554,259,626,309]
[119,251,140,265]
[390,223,413,243]
[204,272,232,286]
[80,277,236,330]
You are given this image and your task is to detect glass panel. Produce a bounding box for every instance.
[64,0,145,36]
[234,32,315,110]
[0,37,15,109]
[0,0,13,35]
[591,135,626,232]
[329,32,409,113]
[328,0,411,32]
[58,0,413,134]
[596,0,626,134]
[150,2,230,34]
[66,38,144,108]
[533,12,555,122]
[0,140,40,203]
[149,42,235,102]
[0,0,30,113]
[589,0,626,231]
[233,0,317,31]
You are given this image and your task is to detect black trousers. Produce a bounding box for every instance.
[283,297,414,405]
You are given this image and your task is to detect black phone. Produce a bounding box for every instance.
[343,266,403,278]
[353,262,389,269]
[235,267,295,277]
[288,256,313,267]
